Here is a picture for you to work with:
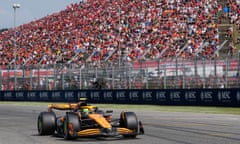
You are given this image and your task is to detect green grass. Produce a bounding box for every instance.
[1,101,240,115]
[233,24,240,52]
[97,104,240,115]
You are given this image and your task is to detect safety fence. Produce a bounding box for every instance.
[0,57,240,90]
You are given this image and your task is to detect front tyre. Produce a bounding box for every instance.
[120,112,138,138]
[64,112,81,140]
[38,112,56,135]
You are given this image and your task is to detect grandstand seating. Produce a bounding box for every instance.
[0,0,239,66]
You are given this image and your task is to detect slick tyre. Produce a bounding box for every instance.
[64,112,81,140]
[38,112,56,135]
[120,112,138,138]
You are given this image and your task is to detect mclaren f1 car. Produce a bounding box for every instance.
[37,98,144,139]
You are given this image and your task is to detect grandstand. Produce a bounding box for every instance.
[0,0,239,90]
[0,0,232,65]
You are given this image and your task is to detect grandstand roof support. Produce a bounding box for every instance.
[13,3,20,90]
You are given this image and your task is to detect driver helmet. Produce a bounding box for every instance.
[77,98,88,107]
[81,108,89,118]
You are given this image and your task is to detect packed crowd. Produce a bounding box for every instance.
[222,0,240,25]
[221,0,240,57]
[0,0,232,67]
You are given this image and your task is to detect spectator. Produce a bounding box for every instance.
[0,0,220,66]
[228,40,235,57]
[237,36,240,44]
[223,4,230,19]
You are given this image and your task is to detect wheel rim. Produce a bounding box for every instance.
[38,118,42,133]
[64,120,68,136]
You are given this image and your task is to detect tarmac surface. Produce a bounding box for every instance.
[0,104,240,144]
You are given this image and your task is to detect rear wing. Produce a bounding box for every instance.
[47,103,98,112]
[48,103,78,111]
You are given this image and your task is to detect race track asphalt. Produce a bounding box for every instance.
[0,104,240,144]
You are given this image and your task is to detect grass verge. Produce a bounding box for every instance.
[1,101,240,115]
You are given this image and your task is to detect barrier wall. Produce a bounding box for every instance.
[1,89,240,106]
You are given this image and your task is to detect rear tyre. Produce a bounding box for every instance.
[64,112,81,140]
[38,112,56,135]
[120,112,138,138]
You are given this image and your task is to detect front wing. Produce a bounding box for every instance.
[71,127,135,137]
[68,122,144,137]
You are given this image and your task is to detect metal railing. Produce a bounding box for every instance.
[0,57,240,90]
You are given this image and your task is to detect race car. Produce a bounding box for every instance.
[37,98,144,139]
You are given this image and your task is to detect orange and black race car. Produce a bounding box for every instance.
[37,98,144,140]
